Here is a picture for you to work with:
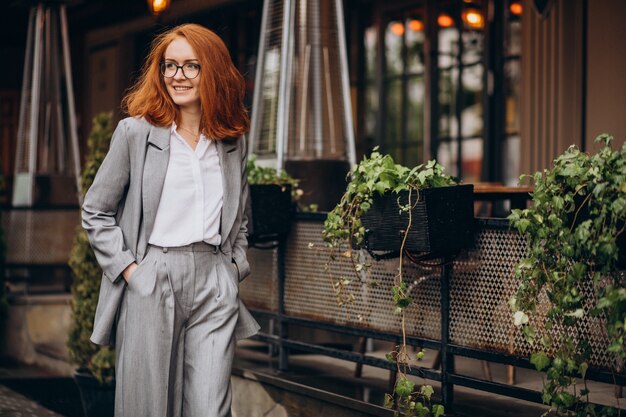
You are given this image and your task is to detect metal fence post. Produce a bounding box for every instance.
[277,238,289,371]
[441,255,454,411]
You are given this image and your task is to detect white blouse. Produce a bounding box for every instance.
[148,124,223,247]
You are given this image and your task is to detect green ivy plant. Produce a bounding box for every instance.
[508,134,625,416]
[323,148,456,248]
[322,148,456,416]
[67,112,116,385]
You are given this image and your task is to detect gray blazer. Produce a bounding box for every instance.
[82,116,260,346]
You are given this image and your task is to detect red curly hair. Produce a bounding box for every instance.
[122,24,249,139]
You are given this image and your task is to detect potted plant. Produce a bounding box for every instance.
[322,148,473,416]
[246,155,303,243]
[323,148,473,255]
[67,112,116,417]
[508,134,625,417]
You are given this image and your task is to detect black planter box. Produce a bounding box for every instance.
[248,184,294,242]
[74,371,115,417]
[359,184,475,255]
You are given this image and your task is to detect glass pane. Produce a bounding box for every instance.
[462,64,483,138]
[405,142,423,168]
[438,27,458,67]
[385,79,403,161]
[438,67,457,140]
[462,31,483,66]
[502,135,521,186]
[505,60,521,136]
[461,138,483,183]
[365,26,377,81]
[385,20,404,76]
[364,81,378,139]
[505,7,522,56]
[407,76,425,147]
[406,16,425,74]
[437,140,458,178]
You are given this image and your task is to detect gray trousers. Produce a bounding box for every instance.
[114,242,240,417]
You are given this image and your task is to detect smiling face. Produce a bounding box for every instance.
[163,37,201,110]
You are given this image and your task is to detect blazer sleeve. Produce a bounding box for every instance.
[232,134,251,281]
[82,119,136,284]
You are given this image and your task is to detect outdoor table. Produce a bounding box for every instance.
[472,183,533,217]
[473,183,533,210]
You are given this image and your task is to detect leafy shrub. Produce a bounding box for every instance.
[67,112,115,385]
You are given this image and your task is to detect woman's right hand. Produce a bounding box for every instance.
[122,262,139,283]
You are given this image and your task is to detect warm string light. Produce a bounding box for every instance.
[389,19,424,37]
[408,19,424,32]
[462,9,484,29]
[509,2,523,16]
[399,10,487,32]
[437,13,455,28]
[148,0,171,16]
[390,22,405,36]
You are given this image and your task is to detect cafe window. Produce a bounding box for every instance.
[350,0,522,183]
[436,1,484,182]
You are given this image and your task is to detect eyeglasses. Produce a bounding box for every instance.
[160,61,201,79]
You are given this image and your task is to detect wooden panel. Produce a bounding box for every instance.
[0,90,20,201]
[520,0,584,176]
[87,43,120,124]
[585,0,626,152]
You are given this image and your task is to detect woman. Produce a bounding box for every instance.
[82,24,260,417]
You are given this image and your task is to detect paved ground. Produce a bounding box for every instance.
[0,357,83,417]
[234,340,625,417]
[0,384,63,417]
[1,342,625,417]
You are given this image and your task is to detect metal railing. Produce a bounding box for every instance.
[241,213,625,412]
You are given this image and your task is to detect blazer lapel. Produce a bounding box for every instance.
[142,124,171,247]
[217,138,241,241]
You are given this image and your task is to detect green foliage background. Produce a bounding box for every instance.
[67,112,115,385]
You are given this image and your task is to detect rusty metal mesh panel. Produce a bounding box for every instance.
[450,227,616,370]
[283,220,441,339]
[449,227,525,352]
[240,247,278,312]
[244,219,617,370]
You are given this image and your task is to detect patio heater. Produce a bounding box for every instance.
[12,2,81,207]
[249,0,356,211]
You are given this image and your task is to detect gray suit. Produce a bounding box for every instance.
[83,116,259,346]
[82,117,260,416]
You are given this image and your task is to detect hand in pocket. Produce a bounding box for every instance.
[123,263,139,284]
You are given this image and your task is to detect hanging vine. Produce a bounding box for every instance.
[322,148,455,416]
[508,134,625,416]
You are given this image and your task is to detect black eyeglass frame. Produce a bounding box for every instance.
[160,61,201,79]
